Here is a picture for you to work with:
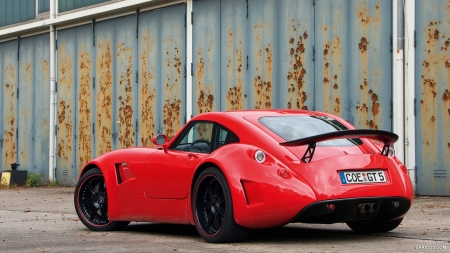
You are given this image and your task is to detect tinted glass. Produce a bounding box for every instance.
[171,122,213,153]
[259,115,362,146]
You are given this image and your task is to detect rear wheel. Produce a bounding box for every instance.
[74,168,129,231]
[347,218,403,233]
[192,167,247,243]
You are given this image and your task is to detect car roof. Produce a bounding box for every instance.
[224,109,332,118]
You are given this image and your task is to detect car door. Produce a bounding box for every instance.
[144,121,214,199]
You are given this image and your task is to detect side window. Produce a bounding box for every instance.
[215,127,239,149]
[170,122,213,153]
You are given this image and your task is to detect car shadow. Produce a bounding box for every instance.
[122,222,389,243]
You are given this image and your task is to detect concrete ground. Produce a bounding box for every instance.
[0,187,449,252]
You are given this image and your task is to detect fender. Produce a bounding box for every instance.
[191,144,317,229]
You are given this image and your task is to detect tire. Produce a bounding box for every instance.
[74,168,129,231]
[347,218,403,233]
[192,167,248,243]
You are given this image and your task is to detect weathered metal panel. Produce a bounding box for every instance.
[161,5,186,138]
[18,33,50,178]
[138,6,188,142]
[75,25,95,179]
[316,0,392,130]
[220,0,249,111]
[315,1,350,119]
[192,0,221,115]
[57,27,77,183]
[0,0,35,27]
[0,39,18,171]
[113,15,138,149]
[95,15,138,155]
[415,0,450,196]
[277,0,315,110]
[95,20,115,157]
[138,10,161,146]
[58,0,110,13]
[247,0,277,110]
[38,0,50,13]
[58,24,96,184]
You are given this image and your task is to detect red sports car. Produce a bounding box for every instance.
[74,110,413,243]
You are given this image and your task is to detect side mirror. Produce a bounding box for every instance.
[152,134,168,152]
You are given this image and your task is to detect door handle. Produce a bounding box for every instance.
[188,154,199,160]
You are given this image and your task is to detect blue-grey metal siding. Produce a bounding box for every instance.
[415,0,450,196]
[58,0,110,13]
[56,4,186,184]
[38,0,50,13]
[57,24,95,184]
[18,33,50,178]
[137,5,186,142]
[0,39,18,171]
[192,0,392,131]
[316,0,392,130]
[0,0,35,27]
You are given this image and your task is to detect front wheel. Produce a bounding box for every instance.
[74,168,129,231]
[347,218,403,233]
[192,167,247,243]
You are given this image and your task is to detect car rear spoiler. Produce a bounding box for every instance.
[279,129,399,163]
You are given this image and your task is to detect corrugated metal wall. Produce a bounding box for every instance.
[415,0,450,196]
[0,34,50,176]
[0,0,448,194]
[38,0,50,14]
[56,4,186,184]
[0,39,18,172]
[0,0,35,27]
[192,0,392,130]
[18,33,50,178]
[58,0,110,13]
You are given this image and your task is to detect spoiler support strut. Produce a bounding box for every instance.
[301,142,316,163]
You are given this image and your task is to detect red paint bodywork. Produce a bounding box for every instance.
[78,110,413,229]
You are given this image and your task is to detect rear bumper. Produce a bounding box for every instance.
[291,197,411,224]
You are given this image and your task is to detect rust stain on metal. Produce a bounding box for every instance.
[96,41,113,156]
[25,63,32,84]
[43,60,49,79]
[3,66,17,164]
[226,28,244,110]
[196,48,214,114]
[358,37,369,53]
[252,22,273,109]
[357,1,380,24]
[117,42,135,149]
[140,34,156,146]
[78,50,92,170]
[287,20,309,110]
[322,35,342,115]
[57,45,74,162]
[163,41,182,139]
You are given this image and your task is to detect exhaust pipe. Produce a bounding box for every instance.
[358,203,379,215]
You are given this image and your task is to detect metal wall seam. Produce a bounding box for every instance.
[186,0,193,121]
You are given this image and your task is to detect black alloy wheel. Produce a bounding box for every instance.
[193,167,247,243]
[74,168,129,231]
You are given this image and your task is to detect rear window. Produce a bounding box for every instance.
[259,115,363,146]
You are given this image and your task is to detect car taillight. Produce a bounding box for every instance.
[253,150,266,163]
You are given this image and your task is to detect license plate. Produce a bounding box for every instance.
[339,170,387,184]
